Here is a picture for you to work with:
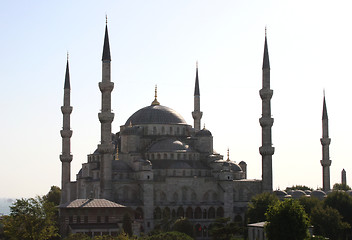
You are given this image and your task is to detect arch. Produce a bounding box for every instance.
[153,126,157,134]
[208,207,215,219]
[195,224,202,237]
[135,207,144,219]
[216,207,224,218]
[186,207,193,219]
[154,207,161,219]
[161,126,165,134]
[177,207,184,218]
[163,207,171,219]
[163,153,167,159]
[169,127,173,134]
[157,153,161,159]
[194,207,202,219]
[177,127,180,134]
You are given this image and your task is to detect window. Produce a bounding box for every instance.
[97,216,101,223]
[84,216,88,223]
[76,216,81,223]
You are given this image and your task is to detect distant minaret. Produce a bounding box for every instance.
[342,169,347,185]
[98,21,115,200]
[60,57,73,204]
[259,31,274,192]
[320,95,331,192]
[192,62,203,131]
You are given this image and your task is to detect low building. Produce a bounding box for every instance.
[248,222,266,240]
[59,198,139,237]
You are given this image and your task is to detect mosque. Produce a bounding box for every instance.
[58,22,331,237]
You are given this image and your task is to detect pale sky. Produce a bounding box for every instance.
[1,0,352,198]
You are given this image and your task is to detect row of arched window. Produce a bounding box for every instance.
[150,126,186,136]
[153,206,224,219]
[147,152,198,161]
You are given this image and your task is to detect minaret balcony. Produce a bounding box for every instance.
[320,159,332,167]
[259,117,274,127]
[61,106,73,114]
[259,146,275,156]
[99,82,114,92]
[60,154,73,162]
[98,112,115,123]
[97,143,115,154]
[60,129,73,138]
[192,111,203,119]
[259,89,273,100]
[320,138,331,146]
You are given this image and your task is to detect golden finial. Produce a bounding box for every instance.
[227,148,230,161]
[265,26,267,37]
[151,84,160,106]
[115,145,119,160]
[67,51,69,61]
[203,123,206,129]
[105,14,108,24]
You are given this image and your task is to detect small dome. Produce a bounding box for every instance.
[215,160,242,172]
[291,190,306,199]
[310,190,327,200]
[148,139,192,152]
[274,190,287,199]
[195,128,212,137]
[125,105,187,125]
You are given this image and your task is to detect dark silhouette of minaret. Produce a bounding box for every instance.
[60,57,73,204]
[98,22,115,200]
[192,62,203,132]
[321,95,331,192]
[342,169,347,185]
[259,31,274,192]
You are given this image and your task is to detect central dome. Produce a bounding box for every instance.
[125,105,187,126]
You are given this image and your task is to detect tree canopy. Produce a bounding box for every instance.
[265,199,309,240]
[171,217,193,237]
[247,192,279,223]
[324,191,352,226]
[285,185,313,192]
[333,183,351,191]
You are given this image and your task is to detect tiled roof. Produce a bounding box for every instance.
[60,199,126,208]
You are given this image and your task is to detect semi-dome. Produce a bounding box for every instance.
[148,139,192,152]
[125,105,187,126]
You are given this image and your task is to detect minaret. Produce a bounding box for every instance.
[342,169,347,185]
[60,57,73,204]
[259,31,274,192]
[192,62,203,131]
[98,21,115,200]
[320,95,331,192]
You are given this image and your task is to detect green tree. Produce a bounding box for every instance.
[122,214,133,236]
[43,186,61,206]
[172,217,193,237]
[298,196,322,217]
[333,183,351,191]
[324,191,352,226]
[208,217,239,240]
[285,185,313,192]
[63,233,91,240]
[247,192,279,223]
[311,205,350,240]
[141,231,193,240]
[265,199,309,240]
[2,196,59,240]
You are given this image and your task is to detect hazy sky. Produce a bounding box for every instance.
[1,0,352,198]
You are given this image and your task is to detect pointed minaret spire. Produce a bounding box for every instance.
[192,61,203,131]
[262,28,270,70]
[320,93,331,192]
[60,57,73,204]
[98,21,115,200]
[64,55,71,89]
[102,21,111,61]
[259,30,274,192]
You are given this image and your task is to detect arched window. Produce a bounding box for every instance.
[153,126,157,134]
[186,207,193,219]
[177,207,184,218]
[177,127,180,134]
[154,207,161,219]
[216,207,224,218]
[161,126,165,134]
[157,154,161,159]
[169,127,173,134]
[163,153,167,159]
[194,207,202,219]
[208,207,215,219]
[172,209,176,218]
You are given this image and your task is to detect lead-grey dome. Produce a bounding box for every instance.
[125,105,187,126]
[148,139,192,152]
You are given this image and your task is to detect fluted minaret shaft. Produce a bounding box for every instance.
[320,96,331,192]
[192,64,203,131]
[60,60,73,204]
[98,24,114,200]
[259,35,274,192]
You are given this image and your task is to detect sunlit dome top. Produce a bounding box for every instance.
[125,105,187,126]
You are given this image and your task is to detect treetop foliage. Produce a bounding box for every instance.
[333,183,351,191]
[247,192,279,223]
[285,185,313,192]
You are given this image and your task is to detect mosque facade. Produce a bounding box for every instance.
[59,23,277,236]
